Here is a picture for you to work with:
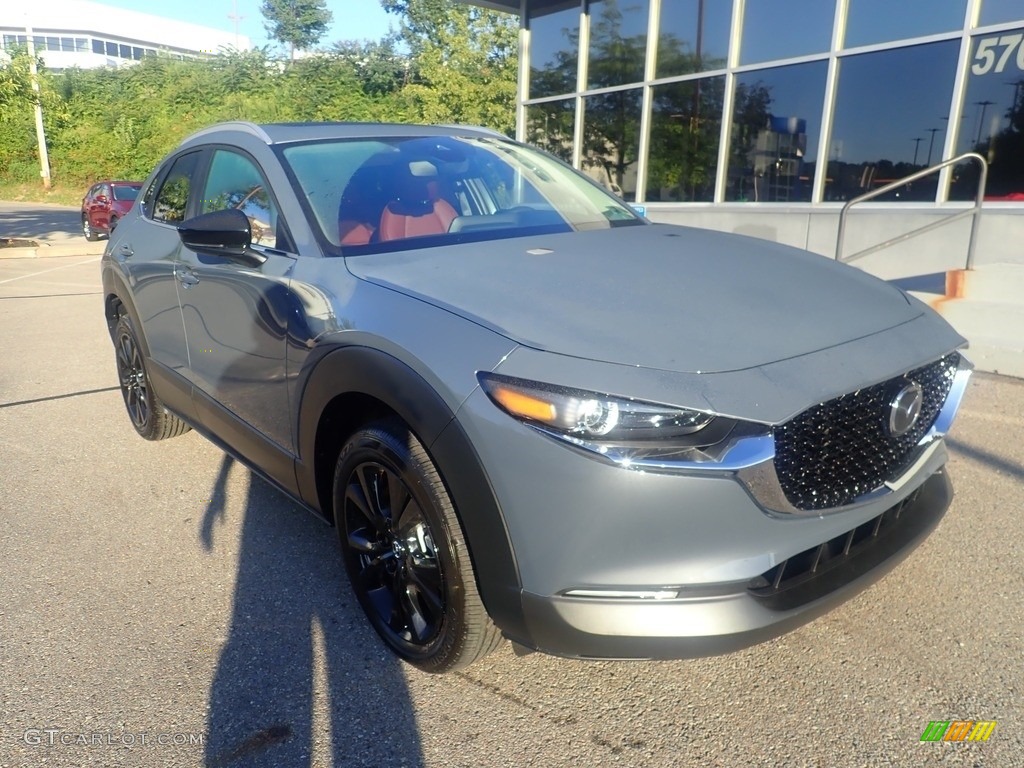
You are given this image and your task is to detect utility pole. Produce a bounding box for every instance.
[228,0,245,49]
[24,26,52,190]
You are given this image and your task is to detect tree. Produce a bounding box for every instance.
[260,0,333,59]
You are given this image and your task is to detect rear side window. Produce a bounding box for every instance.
[151,152,201,223]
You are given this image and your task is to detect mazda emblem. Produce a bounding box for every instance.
[888,382,924,437]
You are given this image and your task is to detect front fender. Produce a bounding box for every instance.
[294,345,526,641]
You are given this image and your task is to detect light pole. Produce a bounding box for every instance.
[911,137,923,166]
[924,127,941,166]
[974,100,995,147]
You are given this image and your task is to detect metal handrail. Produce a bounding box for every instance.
[835,152,988,270]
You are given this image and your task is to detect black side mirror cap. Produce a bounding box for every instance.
[177,208,266,265]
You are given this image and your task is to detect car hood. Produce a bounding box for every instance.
[346,224,924,374]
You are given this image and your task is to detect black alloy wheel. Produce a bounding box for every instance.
[333,419,502,672]
[112,314,190,441]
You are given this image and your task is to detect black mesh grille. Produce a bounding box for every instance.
[773,353,960,511]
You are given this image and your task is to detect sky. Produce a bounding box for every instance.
[92,0,395,52]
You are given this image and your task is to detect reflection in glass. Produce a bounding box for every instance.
[740,0,836,65]
[656,0,731,78]
[845,0,966,48]
[645,77,725,202]
[950,28,1024,200]
[529,1,580,99]
[826,41,958,202]
[727,61,827,202]
[526,100,577,164]
[980,0,1024,27]
[581,89,643,201]
[587,0,650,89]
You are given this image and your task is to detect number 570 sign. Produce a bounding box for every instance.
[972,33,1024,76]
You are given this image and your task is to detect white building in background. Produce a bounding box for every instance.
[0,0,249,70]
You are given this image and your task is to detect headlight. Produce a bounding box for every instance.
[477,373,738,464]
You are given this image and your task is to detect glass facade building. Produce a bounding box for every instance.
[520,0,1024,206]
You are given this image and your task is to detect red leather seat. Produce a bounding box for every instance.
[378,178,457,241]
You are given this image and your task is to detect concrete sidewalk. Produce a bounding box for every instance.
[0,201,106,258]
[906,263,1024,378]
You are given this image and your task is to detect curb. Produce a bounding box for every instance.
[0,241,106,259]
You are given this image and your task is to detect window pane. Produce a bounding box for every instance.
[92,39,104,54]
[202,151,279,248]
[152,152,200,223]
[76,38,88,52]
[587,0,650,88]
[846,0,966,48]
[119,44,131,59]
[656,0,731,78]
[826,41,959,202]
[46,37,59,51]
[526,99,576,163]
[726,61,827,202]
[980,0,1024,27]
[105,41,117,56]
[645,77,724,202]
[582,88,643,200]
[529,1,580,98]
[741,0,836,65]
[133,46,143,60]
[950,28,1024,200]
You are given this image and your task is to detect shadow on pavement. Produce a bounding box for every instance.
[202,455,426,768]
[948,436,1024,481]
[0,206,83,240]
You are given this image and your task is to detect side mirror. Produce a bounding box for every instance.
[177,208,266,265]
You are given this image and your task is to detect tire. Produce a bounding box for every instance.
[332,418,503,673]
[113,314,190,441]
[83,215,99,242]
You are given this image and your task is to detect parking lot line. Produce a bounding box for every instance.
[0,256,101,285]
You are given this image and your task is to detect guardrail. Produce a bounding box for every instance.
[835,152,988,270]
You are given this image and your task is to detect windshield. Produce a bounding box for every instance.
[279,135,644,254]
[111,185,141,202]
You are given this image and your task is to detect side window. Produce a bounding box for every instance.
[152,151,201,223]
[200,149,279,249]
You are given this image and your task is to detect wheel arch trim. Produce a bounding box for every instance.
[295,345,527,641]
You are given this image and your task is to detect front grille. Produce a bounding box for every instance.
[773,353,959,511]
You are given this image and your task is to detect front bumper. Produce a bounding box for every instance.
[516,470,951,660]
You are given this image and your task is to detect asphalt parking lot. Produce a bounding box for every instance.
[1,252,1022,768]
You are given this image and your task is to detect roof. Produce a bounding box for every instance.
[179,121,509,148]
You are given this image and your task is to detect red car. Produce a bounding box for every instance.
[81,181,142,241]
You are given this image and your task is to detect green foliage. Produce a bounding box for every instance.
[0,1,520,195]
[260,0,333,57]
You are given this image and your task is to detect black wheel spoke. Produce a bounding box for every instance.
[386,470,410,524]
[407,562,444,617]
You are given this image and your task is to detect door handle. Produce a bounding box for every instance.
[176,268,199,289]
